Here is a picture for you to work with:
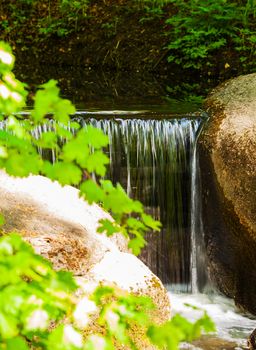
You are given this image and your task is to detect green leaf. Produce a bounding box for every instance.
[0,73,27,115]
[0,146,8,158]
[62,132,90,165]
[128,235,146,256]
[194,312,216,333]
[147,322,182,350]
[110,322,129,344]
[42,161,82,185]
[141,213,161,231]
[4,152,42,177]
[55,124,73,139]
[101,181,143,215]
[55,270,77,292]
[97,219,120,236]
[80,179,104,204]
[0,313,18,339]
[6,337,29,350]
[84,126,109,148]
[0,213,5,226]
[0,238,13,255]
[62,128,109,174]
[32,80,75,123]
[69,121,80,130]
[126,217,146,231]
[86,151,109,176]
[36,131,58,149]
[54,99,76,124]
[92,286,114,305]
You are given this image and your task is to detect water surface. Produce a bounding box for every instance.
[169,292,256,349]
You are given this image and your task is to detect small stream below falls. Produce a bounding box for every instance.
[170,292,256,349]
[9,107,256,347]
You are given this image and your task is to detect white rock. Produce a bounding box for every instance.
[0,170,171,348]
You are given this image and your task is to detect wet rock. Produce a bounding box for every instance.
[0,170,170,348]
[199,73,256,314]
[248,328,256,350]
[190,335,246,350]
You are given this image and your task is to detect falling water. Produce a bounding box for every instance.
[78,116,204,291]
[1,113,206,292]
[190,142,199,294]
[190,125,208,294]
[3,113,256,346]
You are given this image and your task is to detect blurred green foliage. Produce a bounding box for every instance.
[1,0,256,73]
[0,231,215,349]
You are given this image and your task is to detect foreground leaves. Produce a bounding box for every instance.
[0,233,215,350]
[0,234,77,348]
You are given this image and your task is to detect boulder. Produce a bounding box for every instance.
[199,73,256,313]
[0,170,170,347]
[0,170,128,274]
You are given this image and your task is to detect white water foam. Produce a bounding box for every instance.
[169,292,256,347]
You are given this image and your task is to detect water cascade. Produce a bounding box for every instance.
[78,115,206,292]
[2,112,256,346]
[2,113,206,292]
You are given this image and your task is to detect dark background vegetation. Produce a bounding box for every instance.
[1,0,256,103]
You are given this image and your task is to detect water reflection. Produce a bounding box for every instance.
[14,65,202,113]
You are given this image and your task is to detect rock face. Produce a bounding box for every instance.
[199,73,256,313]
[0,170,170,347]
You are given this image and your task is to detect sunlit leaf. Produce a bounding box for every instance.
[141,213,161,231]
[0,313,18,339]
[6,336,29,350]
[128,235,146,255]
[84,126,109,148]
[0,213,5,226]
[85,151,109,176]
[42,161,82,185]
[80,179,104,204]
[97,219,120,236]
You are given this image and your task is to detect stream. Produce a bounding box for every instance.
[170,292,256,349]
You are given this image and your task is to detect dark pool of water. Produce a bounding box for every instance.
[15,65,203,114]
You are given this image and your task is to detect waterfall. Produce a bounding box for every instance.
[78,116,204,292]
[190,142,199,294]
[1,113,206,292]
[190,124,208,293]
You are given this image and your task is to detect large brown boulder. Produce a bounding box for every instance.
[0,170,170,347]
[199,73,256,313]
